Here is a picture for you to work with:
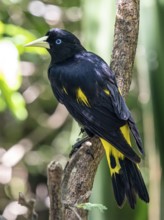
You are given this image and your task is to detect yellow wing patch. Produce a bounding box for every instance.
[77,88,90,106]
[104,89,110,95]
[63,87,68,94]
[118,87,122,95]
[120,124,131,146]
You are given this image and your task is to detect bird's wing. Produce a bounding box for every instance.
[106,82,130,120]
[62,87,141,163]
[82,52,131,121]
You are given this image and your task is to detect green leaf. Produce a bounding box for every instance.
[0,21,48,55]
[0,40,21,90]
[76,202,107,213]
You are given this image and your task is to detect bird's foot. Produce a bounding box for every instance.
[69,136,91,157]
[79,128,85,135]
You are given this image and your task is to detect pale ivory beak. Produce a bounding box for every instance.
[25,36,50,49]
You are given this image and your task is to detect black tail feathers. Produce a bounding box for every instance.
[111,158,149,209]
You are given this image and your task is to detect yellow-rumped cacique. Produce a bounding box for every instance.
[26,28,149,208]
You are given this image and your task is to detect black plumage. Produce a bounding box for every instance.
[26,28,149,208]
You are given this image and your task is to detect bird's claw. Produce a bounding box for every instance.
[69,136,91,157]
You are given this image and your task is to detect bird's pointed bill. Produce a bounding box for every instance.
[25,36,50,49]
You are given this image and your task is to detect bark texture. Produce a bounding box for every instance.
[110,0,140,96]
[48,161,63,220]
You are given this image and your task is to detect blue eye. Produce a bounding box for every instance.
[55,39,62,45]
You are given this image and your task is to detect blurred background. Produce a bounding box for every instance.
[0,0,163,219]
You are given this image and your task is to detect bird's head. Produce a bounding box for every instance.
[25,28,85,63]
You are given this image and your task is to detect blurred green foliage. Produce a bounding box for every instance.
[0,0,163,220]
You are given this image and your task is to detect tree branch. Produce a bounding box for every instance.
[47,0,140,219]
[47,161,63,220]
[18,192,38,220]
[110,0,140,96]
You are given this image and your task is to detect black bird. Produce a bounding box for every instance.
[26,28,149,208]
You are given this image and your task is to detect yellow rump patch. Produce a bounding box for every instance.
[104,89,110,95]
[100,124,131,176]
[77,88,90,106]
[100,138,124,175]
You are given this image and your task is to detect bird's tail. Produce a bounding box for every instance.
[100,125,149,208]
